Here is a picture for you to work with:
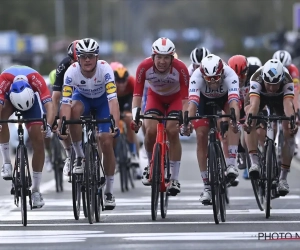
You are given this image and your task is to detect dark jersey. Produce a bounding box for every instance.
[239,64,260,101]
[52,56,72,92]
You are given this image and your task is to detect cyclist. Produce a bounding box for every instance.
[188,47,211,76]
[244,59,297,196]
[181,54,240,203]
[110,62,142,179]
[0,65,55,208]
[51,40,79,176]
[59,38,120,209]
[228,55,260,180]
[247,57,262,67]
[131,37,189,196]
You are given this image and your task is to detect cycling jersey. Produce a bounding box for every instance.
[61,60,117,105]
[286,64,299,89]
[52,57,72,92]
[239,64,259,102]
[134,57,189,99]
[188,64,195,77]
[188,64,240,106]
[0,65,51,105]
[117,75,134,97]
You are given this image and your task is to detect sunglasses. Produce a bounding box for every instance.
[79,54,97,60]
[203,75,221,82]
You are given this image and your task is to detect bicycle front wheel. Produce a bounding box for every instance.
[18,146,28,226]
[265,140,273,219]
[85,143,95,224]
[151,144,161,221]
[160,147,170,219]
[208,143,220,224]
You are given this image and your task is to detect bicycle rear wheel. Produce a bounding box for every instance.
[18,146,28,226]
[85,143,95,224]
[160,148,170,219]
[151,144,161,221]
[208,143,220,224]
[52,136,64,192]
[116,134,130,192]
[265,140,273,219]
[246,150,264,211]
[72,174,81,220]
[94,149,102,222]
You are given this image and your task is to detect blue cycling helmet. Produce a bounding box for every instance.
[9,79,35,111]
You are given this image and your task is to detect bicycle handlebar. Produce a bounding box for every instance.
[0,113,47,131]
[184,108,237,126]
[60,115,115,135]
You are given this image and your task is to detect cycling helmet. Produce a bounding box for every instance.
[262,59,284,84]
[272,50,292,67]
[190,47,210,65]
[49,69,56,85]
[151,37,176,56]
[76,38,99,55]
[9,79,35,111]
[67,40,79,61]
[200,54,224,80]
[247,56,262,67]
[228,55,249,77]
[110,62,129,82]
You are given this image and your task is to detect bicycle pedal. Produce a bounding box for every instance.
[3,176,12,181]
[201,200,212,206]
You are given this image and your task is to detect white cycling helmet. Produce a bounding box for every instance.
[151,37,176,56]
[200,54,224,77]
[247,56,262,67]
[9,79,35,111]
[190,47,211,65]
[262,59,284,84]
[272,50,292,67]
[76,38,99,55]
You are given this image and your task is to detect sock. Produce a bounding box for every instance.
[0,143,11,164]
[64,145,73,158]
[227,145,238,166]
[146,151,152,165]
[170,161,180,181]
[32,171,42,193]
[200,170,210,189]
[73,141,84,158]
[105,175,114,194]
[280,165,290,180]
[249,150,259,166]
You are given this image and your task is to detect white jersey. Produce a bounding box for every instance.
[188,64,195,77]
[61,60,117,104]
[188,64,239,105]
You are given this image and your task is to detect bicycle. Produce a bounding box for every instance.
[115,114,135,192]
[246,108,295,218]
[0,112,47,226]
[134,107,182,221]
[61,112,115,224]
[184,105,236,224]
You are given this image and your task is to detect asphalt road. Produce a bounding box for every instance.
[1,139,300,250]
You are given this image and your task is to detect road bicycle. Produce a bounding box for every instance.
[0,112,47,226]
[134,107,183,221]
[184,105,236,224]
[61,112,115,224]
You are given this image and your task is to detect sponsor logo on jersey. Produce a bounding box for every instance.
[81,80,86,84]
[65,76,72,84]
[104,73,112,82]
[106,82,116,94]
[229,88,238,92]
[287,86,294,91]
[251,83,258,89]
[62,86,73,97]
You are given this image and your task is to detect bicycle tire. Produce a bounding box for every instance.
[18,146,27,226]
[216,143,227,223]
[265,140,273,219]
[160,147,170,219]
[72,174,81,220]
[208,143,220,224]
[246,150,264,211]
[85,143,95,224]
[94,148,102,222]
[52,136,64,192]
[151,144,161,221]
[117,134,129,192]
[127,163,135,189]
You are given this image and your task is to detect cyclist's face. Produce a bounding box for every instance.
[264,82,280,93]
[153,55,172,73]
[79,53,98,72]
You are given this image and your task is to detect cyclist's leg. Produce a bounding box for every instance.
[192,94,210,202]
[0,99,14,179]
[142,90,163,186]
[95,95,116,208]
[166,92,184,194]
[70,90,87,174]
[22,95,46,208]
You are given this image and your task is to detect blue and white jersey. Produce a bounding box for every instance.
[61,60,117,104]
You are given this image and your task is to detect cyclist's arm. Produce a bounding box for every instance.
[52,91,61,116]
[132,61,147,115]
[132,96,142,119]
[0,104,3,120]
[43,101,55,126]
[283,81,295,117]
[188,69,202,117]
[108,98,120,129]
